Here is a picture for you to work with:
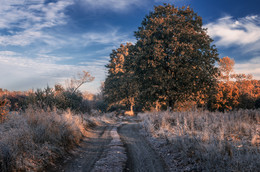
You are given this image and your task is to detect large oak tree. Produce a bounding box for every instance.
[134,4,219,109]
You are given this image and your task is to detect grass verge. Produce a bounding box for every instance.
[0,107,101,171]
[139,110,260,171]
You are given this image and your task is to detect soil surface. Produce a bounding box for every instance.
[45,125,113,172]
[118,121,168,172]
[45,118,168,172]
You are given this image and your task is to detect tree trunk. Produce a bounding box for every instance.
[129,97,135,116]
[168,98,175,112]
[155,100,159,112]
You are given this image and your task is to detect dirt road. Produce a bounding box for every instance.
[118,122,168,172]
[46,118,168,172]
[46,125,113,172]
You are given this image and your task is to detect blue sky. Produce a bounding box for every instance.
[0,0,260,93]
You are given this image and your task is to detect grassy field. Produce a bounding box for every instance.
[1,105,259,171]
[139,110,260,171]
[0,107,107,171]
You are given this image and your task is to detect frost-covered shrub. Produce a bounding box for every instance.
[140,110,260,171]
[0,107,92,171]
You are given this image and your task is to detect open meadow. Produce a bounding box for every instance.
[139,110,260,171]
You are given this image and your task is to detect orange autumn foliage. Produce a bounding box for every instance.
[208,57,260,111]
[0,98,10,123]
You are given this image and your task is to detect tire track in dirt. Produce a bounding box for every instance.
[118,122,168,172]
[91,126,127,172]
[45,125,113,172]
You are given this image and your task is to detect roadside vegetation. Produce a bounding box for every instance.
[0,71,109,172]
[140,110,260,171]
[0,107,88,171]
[0,103,111,171]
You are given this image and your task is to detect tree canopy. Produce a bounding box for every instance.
[104,4,220,111]
[135,4,219,109]
[104,43,138,112]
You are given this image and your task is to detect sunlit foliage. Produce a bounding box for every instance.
[0,98,9,123]
[104,43,138,114]
[208,56,260,111]
[104,4,219,112]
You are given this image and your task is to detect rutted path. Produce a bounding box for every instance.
[91,126,127,171]
[118,120,168,172]
[45,118,168,172]
[46,125,113,172]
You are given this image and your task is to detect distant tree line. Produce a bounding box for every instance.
[0,71,107,122]
[103,4,260,112]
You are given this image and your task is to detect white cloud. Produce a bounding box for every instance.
[78,0,144,11]
[79,59,108,67]
[205,15,260,47]
[0,51,106,93]
[82,28,135,46]
[35,54,74,63]
[0,51,18,56]
[0,1,136,49]
[234,57,260,80]
[0,0,73,46]
[205,15,260,79]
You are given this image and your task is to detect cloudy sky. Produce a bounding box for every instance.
[0,0,260,93]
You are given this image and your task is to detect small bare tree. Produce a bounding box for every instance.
[67,71,95,93]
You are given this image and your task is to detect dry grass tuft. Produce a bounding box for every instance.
[139,109,260,171]
[0,106,100,171]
